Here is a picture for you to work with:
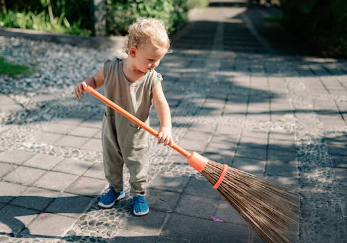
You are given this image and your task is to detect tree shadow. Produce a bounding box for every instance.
[0,194,137,242]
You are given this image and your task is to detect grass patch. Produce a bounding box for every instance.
[0,56,33,78]
[0,8,90,36]
[265,15,282,23]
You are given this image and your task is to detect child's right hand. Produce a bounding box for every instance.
[74,82,86,99]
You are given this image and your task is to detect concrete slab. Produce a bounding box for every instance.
[65,177,107,196]
[84,163,105,179]
[146,189,180,213]
[162,214,210,242]
[25,213,76,237]
[148,175,189,193]
[0,204,38,235]
[184,177,221,199]
[3,166,46,186]
[0,150,34,165]
[80,138,102,152]
[175,194,219,220]
[0,163,16,179]
[33,171,79,191]
[45,193,94,218]
[54,135,89,148]
[119,210,167,236]
[23,153,63,170]
[52,158,92,175]
[10,187,60,211]
[0,182,27,204]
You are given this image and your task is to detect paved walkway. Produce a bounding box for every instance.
[1,1,347,243]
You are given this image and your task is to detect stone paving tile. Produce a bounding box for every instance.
[54,135,89,148]
[23,153,63,170]
[42,123,76,134]
[161,214,210,242]
[24,213,76,237]
[0,163,16,178]
[215,199,247,225]
[232,157,265,175]
[52,158,92,175]
[267,149,297,162]
[45,193,95,218]
[146,189,180,213]
[3,166,46,186]
[29,131,63,145]
[83,163,105,179]
[80,118,103,129]
[10,187,61,211]
[0,204,38,235]
[0,150,34,165]
[80,138,102,152]
[148,175,189,193]
[112,229,159,243]
[53,117,84,126]
[184,177,221,199]
[65,177,107,196]
[33,171,79,192]
[0,181,27,204]
[177,138,206,154]
[265,159,298,177]
[174,194,219,220]
[68,126,100,137]
[118,210,167,236]
[204,221,251,243]
[235,146,267,161]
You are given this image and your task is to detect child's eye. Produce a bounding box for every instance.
[149,59,155,62]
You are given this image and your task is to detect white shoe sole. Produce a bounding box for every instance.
[98,192,125,208]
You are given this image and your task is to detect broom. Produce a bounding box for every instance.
[82,84,299,243]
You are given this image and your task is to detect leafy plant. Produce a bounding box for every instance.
[106,0,188,36]
[186,0,209,9]
[280,0,347,57]
[0,7,90,35]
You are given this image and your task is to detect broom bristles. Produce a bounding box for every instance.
[201,160,299,243]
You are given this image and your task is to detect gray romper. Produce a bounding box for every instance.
[102,59,161,196]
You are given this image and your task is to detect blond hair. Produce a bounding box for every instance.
[123,18,170,54]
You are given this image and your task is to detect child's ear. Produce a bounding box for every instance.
[129,46,137,58]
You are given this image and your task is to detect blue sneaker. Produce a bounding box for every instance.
[98,186,125,208]
[133,195,149,216]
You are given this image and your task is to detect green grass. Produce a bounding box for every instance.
[0,8,90,36]
[265,15,283,23]
[0,56,33,78]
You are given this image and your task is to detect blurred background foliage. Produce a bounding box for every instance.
[0,0,208,36]
[0,0,92,35]
[0,0,346,57]
[280,0,347,57]
[106,0,187,36]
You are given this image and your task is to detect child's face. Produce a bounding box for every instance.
[132,42,167,73]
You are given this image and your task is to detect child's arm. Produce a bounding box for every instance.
[152,82,173,146]
[74,68,104,99]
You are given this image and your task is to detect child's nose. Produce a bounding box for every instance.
[152,60,160,68]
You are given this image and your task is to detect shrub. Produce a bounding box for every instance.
[0,7,89,36]
[280,0,347,57]
[105,0,189,36]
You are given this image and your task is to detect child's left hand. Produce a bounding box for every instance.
[157,126,173,146]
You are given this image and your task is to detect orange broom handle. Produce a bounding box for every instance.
[82,84,191,158]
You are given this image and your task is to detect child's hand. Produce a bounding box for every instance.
[74,82,87,99]
[157,126,173,146]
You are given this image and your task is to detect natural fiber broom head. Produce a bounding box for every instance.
[200,159,299,243]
